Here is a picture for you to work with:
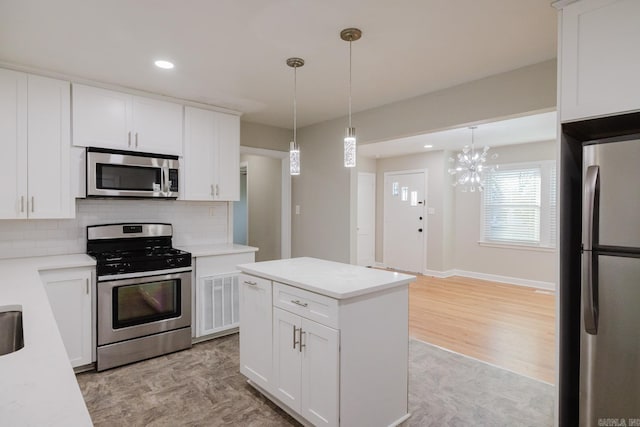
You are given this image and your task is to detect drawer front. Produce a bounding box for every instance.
[239,274,271,290]
[273,282,338,329]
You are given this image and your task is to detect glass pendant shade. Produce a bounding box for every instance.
[290,141,300,175]
[344,127,356,168]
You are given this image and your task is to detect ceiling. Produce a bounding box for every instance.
[359,111,558,158]
[0,1,557,129]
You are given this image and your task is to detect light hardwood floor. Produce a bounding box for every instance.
[409,274,556,384]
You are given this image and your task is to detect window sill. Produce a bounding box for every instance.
[477,241,557,253]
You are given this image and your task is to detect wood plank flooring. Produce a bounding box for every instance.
[408,274,556,384]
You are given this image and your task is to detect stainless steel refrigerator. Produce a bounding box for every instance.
[581,138,640,426]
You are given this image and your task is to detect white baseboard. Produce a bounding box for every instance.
[422,268,556,291]
[423,269,456,279]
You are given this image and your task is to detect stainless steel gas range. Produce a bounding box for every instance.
[87,223,192,371]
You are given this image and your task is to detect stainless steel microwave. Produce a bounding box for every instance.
[86,147,179,199]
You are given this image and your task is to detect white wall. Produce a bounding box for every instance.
[241,154,282,262]
[241,121,290,152]
[0,199,228,259]
[452,140,557,286]
[294,59,557,263]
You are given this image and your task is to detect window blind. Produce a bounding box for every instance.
[481,161,556,248]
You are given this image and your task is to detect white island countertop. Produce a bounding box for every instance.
[176,243,258,258]
[237,257,415,300]
[0,255,95,427]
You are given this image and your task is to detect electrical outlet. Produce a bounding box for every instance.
[295,205,301,215]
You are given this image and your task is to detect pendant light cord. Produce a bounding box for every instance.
[348,39,352,128]
[293,65,297,146]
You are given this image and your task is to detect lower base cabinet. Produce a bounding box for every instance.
[40,267,94,368]
[239,273,409,427]
[273,307,339,426]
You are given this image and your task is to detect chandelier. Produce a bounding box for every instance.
[448,126,497,192]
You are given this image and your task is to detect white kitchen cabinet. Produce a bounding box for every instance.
[182,106,240,201]
[239,258,412,427]
[40,267,94,368]
[558,0,640,122]
[72,84,183,155]
[239,274,273,392]
[273,307,339,426]
[0,69,73,219]
[194,251,255,339]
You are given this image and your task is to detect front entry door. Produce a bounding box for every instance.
[383,171,426,273]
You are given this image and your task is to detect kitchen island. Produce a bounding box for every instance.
[237,257,415,427]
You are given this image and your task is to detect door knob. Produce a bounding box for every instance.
[418,228,423,232]
[419,216,423,220]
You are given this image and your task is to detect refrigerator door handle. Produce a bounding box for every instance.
[582,251,598,335]
[583,165,599,251]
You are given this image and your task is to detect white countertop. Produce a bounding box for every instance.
[176,243,258,258]
[0,254,95,426]
[237,257,415,299]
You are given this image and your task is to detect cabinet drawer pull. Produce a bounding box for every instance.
[291,299,308,308]
[244,280,257,286]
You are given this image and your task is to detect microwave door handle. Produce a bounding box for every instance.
[161,166,169,195]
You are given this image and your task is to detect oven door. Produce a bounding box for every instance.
[97,271,191,346]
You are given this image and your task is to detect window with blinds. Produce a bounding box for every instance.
[481,161,556,248]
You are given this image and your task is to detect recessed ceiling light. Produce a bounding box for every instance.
[424,144,433,148]
[154,60,174,69]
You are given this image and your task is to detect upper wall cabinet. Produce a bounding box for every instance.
[72,84,183,155]
[0,69,73,219]
[559,0,640,122]
[182,106,240,201]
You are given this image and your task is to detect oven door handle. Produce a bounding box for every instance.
[98,267,193,283]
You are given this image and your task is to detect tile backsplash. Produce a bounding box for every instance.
[0,199,229,259]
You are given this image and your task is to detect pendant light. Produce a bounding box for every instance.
[448,126,498,192]
[287,57,304,175]
[340,28,362,168]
